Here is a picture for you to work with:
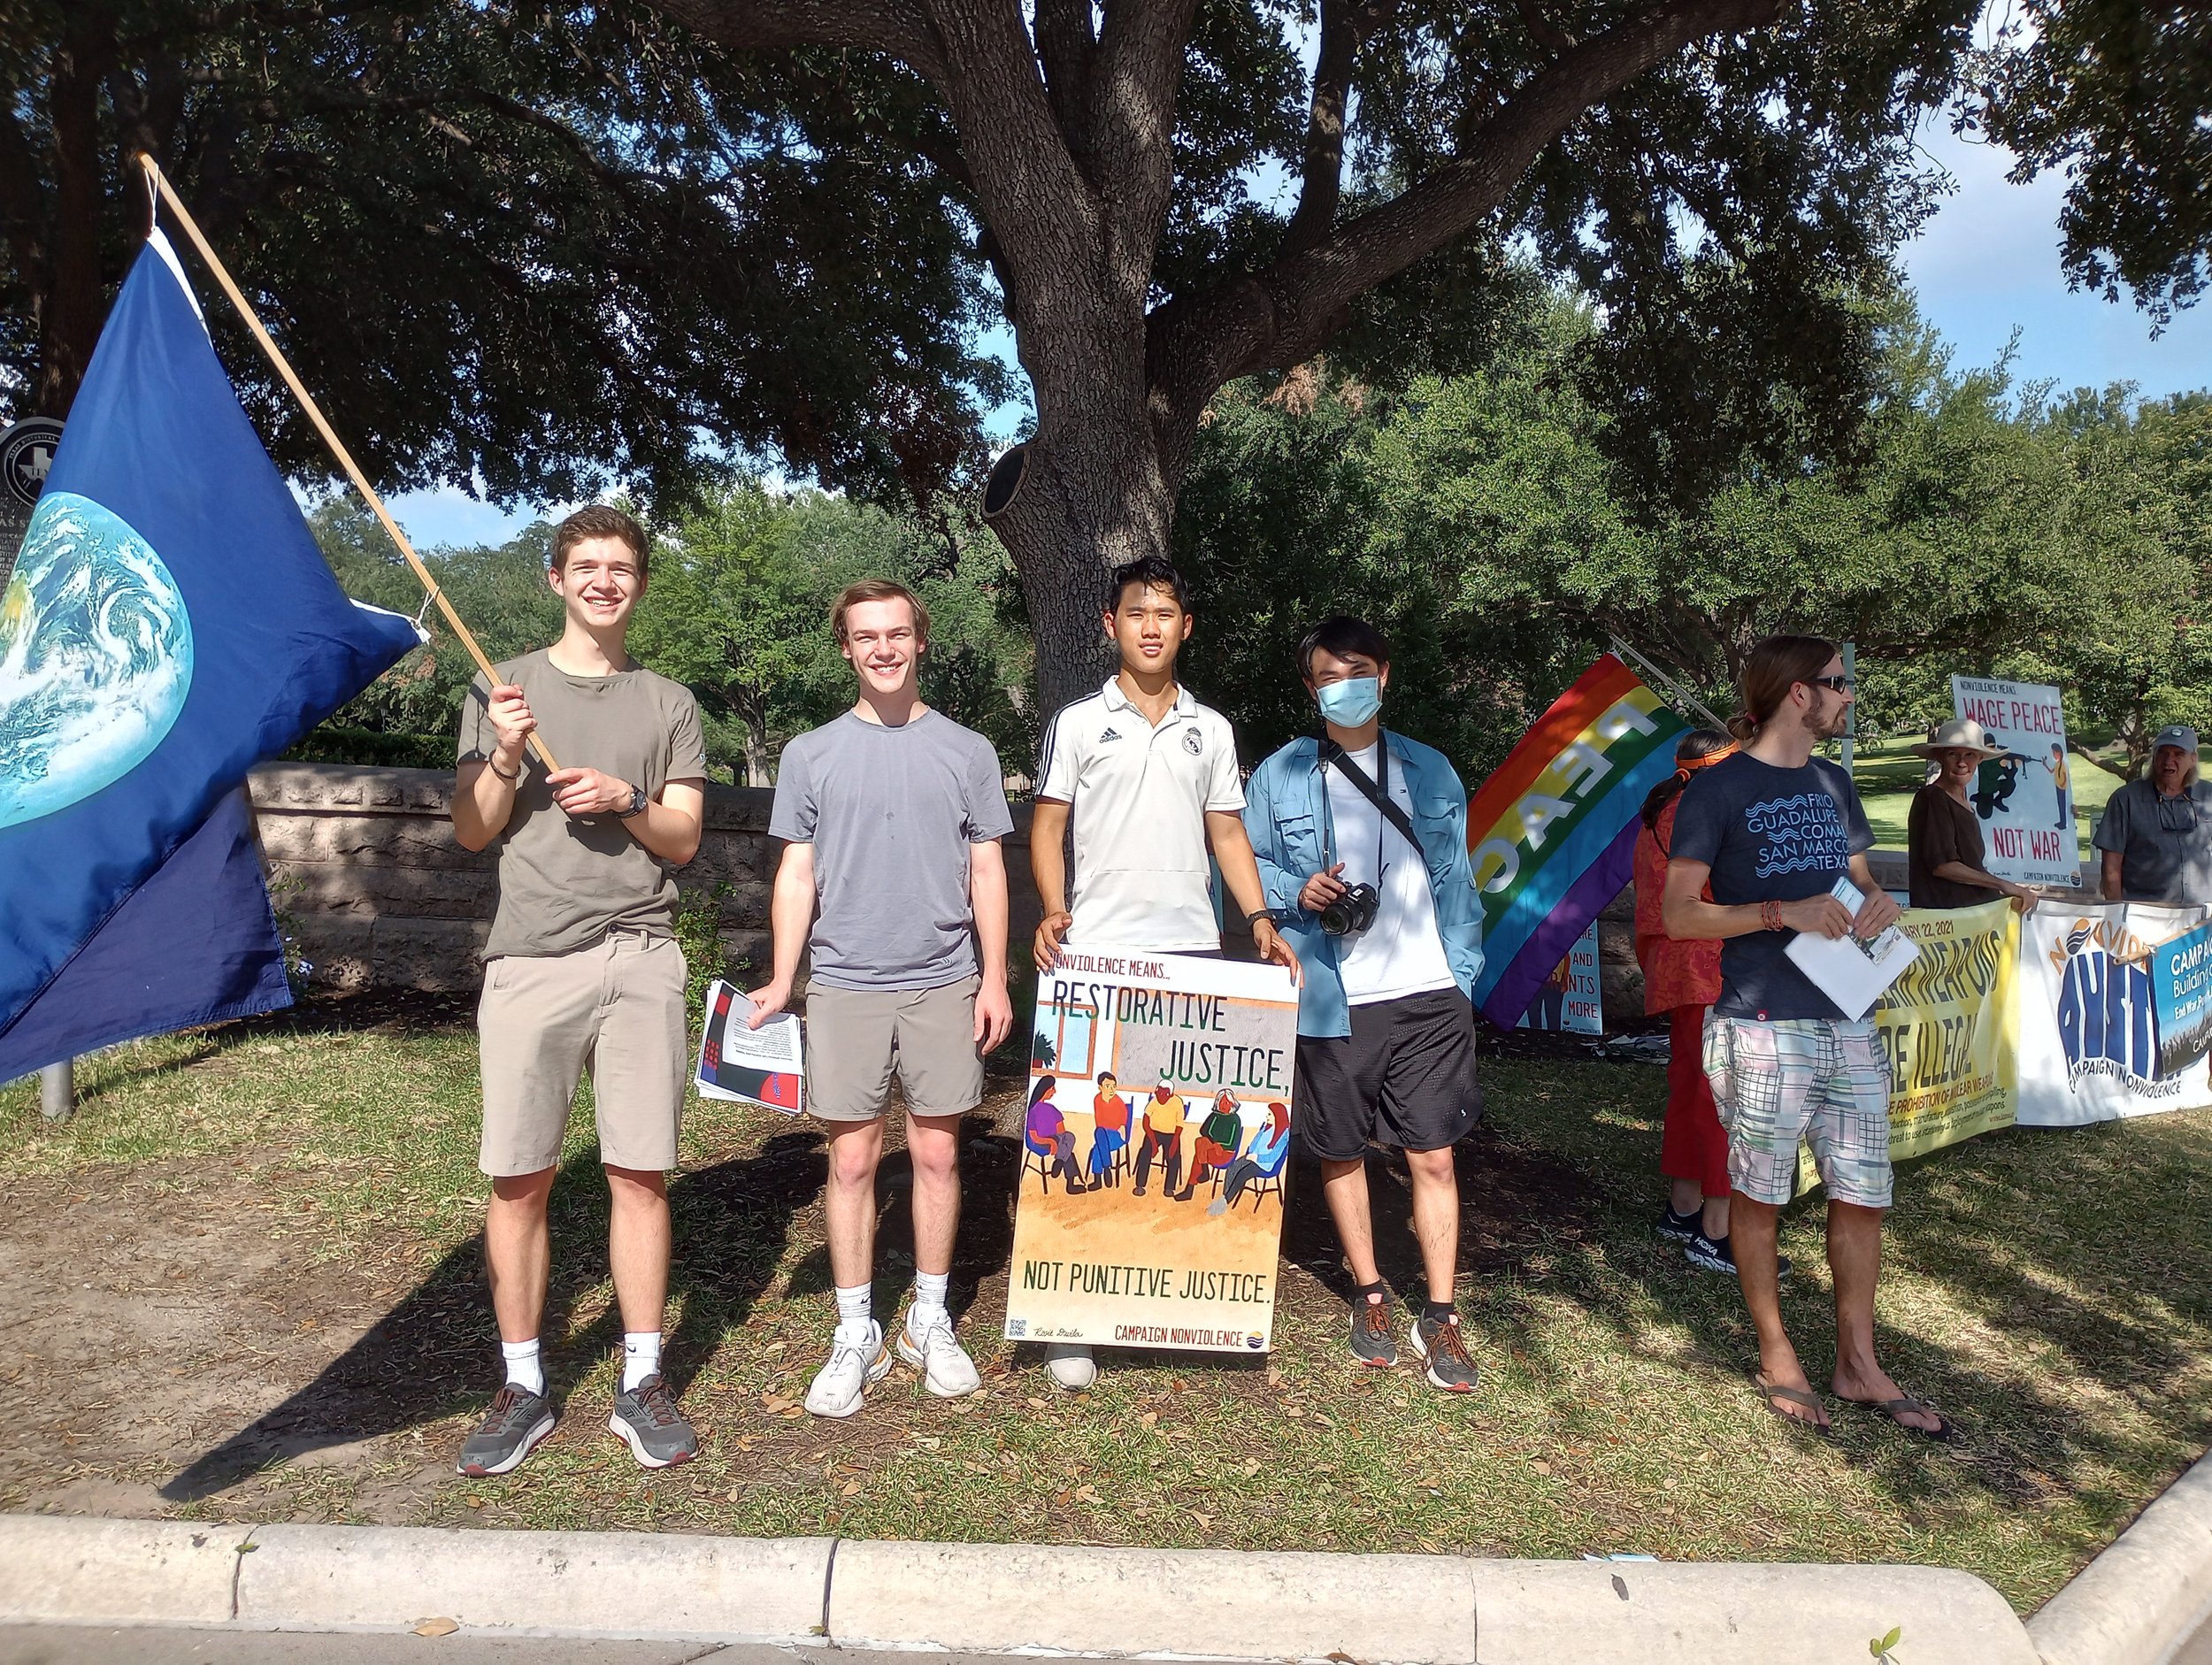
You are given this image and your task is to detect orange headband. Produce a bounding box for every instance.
[1672,739,1739,783]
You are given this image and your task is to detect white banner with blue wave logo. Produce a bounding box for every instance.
[2017,902,2212,1125]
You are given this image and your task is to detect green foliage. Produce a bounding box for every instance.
[673,883,736,1034]
[2,3,1002,508]
[1870,1624,1903,1663]
[301,496,561,765]
[1971,3,2212,326]
[629,483,1033,780]
[1176,289,2212,792]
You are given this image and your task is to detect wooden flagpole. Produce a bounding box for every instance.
[132,152,560,773]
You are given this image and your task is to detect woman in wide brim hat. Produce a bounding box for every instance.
[1907,717,2005,764]
[1907,717,2038,912]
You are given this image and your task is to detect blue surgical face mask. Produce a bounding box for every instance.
[1316,675,1382,727]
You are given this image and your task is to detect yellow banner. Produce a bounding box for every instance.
[1873,899,2019,1158]
[1801,899,2017,1192]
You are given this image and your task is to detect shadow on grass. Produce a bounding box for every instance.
[161,1103,1028,1501]
[1471,1053,2212,1529]
[161,1126,832,1501]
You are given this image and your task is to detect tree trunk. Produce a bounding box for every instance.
[35,22,108,419]
[987,413,1171,735]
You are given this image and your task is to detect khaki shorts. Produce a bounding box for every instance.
[477,929,687,1177]
[807,975,983,1122]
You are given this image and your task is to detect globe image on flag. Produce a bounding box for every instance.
[0,490,194,830]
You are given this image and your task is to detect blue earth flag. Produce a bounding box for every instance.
[0,231,421,1072]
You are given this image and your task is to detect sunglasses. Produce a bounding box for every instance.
[1807,675,1855,694]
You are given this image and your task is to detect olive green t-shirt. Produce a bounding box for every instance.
[458,649,708,959]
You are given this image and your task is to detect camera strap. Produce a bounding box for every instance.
[1319,738,1421,861]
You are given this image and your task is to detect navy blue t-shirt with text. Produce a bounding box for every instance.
[1667,751,1874,1022]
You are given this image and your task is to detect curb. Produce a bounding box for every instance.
[2029,1447,2212,1665]
[0,1511,2040,1663]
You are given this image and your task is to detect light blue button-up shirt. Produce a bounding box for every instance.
[1241,732,1485,1038]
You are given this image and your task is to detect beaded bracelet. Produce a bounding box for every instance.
[1760,899,1784,932]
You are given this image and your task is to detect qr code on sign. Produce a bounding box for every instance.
[1006,1318,1027,1338]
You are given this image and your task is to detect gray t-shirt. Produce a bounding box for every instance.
[769,709,1014,991]
[1669,751,1874,1023]
[2093,777,2212,904]
[459,649,708,958]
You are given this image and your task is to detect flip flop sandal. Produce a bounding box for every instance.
[1841,1393,1955,1442]
[1754,1373,1832,1437]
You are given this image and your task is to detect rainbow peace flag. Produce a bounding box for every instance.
[1466,654,1688,1027]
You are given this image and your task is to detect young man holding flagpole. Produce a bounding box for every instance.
[451,506,708,1476]
[1028,555,1300,1391]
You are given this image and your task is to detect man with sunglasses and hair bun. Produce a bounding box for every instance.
[1663,634,1949,1440]
[2094,725,2212,904]
[1242,617,1486,1393]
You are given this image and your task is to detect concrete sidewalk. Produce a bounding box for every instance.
[12,1446,2212,1665]
[0,1512,2039,1665]
[0,1634,1012,1665]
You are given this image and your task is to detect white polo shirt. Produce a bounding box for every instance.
[1037,678,1245,953]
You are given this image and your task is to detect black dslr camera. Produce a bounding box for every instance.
[1317,881,1379,937]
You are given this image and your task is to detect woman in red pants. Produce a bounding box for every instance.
[1634,729,1783,1278]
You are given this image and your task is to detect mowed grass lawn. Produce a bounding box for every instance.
[3,999,2208,1615]
[1852,733,2123,860]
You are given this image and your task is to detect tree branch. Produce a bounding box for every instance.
[1515,0,1576,57]
[1033,0,1097,177]
[1086,0,1201,243]
[1280,0,1397,260]
[1148,0,1784,477]
[649,0,949,85]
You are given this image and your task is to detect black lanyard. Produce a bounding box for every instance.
[1320,739,1398,879]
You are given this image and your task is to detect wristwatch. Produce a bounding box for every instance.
[617,783,649,818]
[1246,908,1285,928]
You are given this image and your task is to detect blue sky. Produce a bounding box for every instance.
[377,117,2212,552]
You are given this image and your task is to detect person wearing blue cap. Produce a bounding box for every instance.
[2094,725,2212,905]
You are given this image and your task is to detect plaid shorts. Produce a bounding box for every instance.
[1701,1015,1893,1208]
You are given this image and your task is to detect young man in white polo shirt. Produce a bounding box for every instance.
[1029,555,1300,1391]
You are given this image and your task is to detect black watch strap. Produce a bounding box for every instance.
[618,784,649,818]
[1245,907,1282,927]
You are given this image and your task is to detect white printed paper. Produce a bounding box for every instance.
[695,979,804,1114]
[1785,876,1921,1021]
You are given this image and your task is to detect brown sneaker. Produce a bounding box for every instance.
[1349,1293,1398,1367]
[1409,1312,1479,1393]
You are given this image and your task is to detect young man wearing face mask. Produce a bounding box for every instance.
[1241,617,1486,1393]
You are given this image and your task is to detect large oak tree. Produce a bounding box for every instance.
[650,0,1976,709]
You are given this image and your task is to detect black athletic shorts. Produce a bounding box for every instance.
[1294,986,1482,1162]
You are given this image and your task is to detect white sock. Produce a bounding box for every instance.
[909,1270,950,1337]
[621,1331,662,1393]
[834,1283,875,1347]
[501,1338,544,1397]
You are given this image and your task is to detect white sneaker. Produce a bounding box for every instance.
[1044,1343,1098,1392]
[895,1310,982,1398]
[805,1322,893,1418]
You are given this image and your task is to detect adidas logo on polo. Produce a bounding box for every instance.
[1098,726,1124,742]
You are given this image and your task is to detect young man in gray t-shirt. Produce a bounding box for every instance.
[750,579,1014,1417]
[451,506,707,1477]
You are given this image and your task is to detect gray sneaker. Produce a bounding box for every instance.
[608,1374,700,1469]
[456,1383,556,1477]
[1409,1313,1479,1394]
[1349,1293,1398,1367]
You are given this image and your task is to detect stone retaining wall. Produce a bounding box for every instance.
[250,762,1928,1017]
[248,761,1044,994]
